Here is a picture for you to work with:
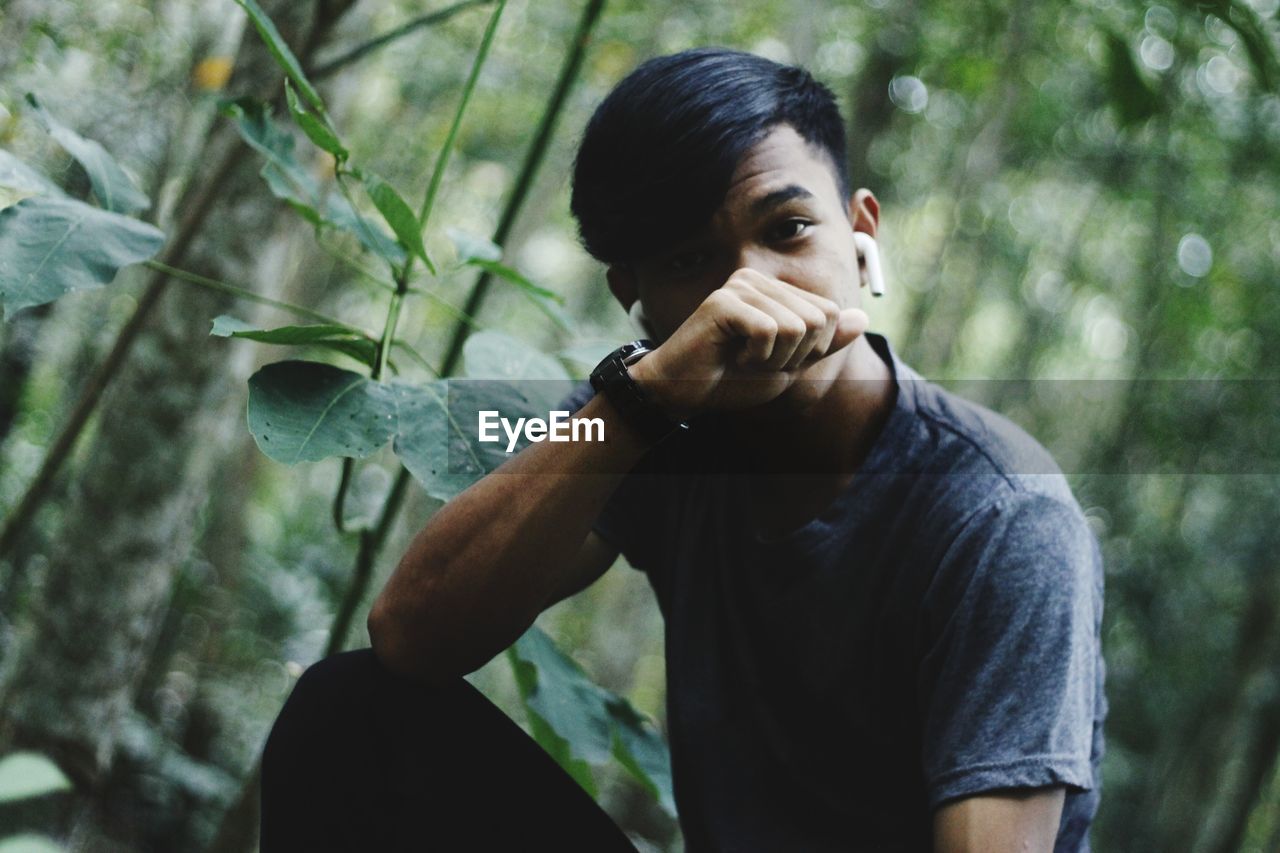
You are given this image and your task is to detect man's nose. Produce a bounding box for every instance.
[731,245,784,281]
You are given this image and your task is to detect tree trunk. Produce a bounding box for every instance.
[0,1,355,848]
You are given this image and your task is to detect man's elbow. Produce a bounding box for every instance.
[366,596,455,687]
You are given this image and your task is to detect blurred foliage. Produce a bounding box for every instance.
[0,0,1278,850]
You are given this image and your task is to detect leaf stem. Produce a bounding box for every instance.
[417,0,507,235]
[316,235,397,292]
[309,0,495,81]
[143,260,370,335]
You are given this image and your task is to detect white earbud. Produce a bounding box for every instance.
[853,231,886,297]
[629,299,656,338]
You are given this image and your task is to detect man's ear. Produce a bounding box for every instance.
[847,189,880,238]
[606,265,638,310]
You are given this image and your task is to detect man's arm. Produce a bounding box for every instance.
[933,788,1065,853]
[367,388,650,686]
[369,270,866,685]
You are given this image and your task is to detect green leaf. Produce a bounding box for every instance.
[284,80,348,161]
[507,647,598,797]
[445,229,572,331]
[221,98,405,265]
[608,699,677,816]
[221,97,324,223]
[512,627,614,765]
[211,315,359,343]
[211,315,377,367]
[1104,33,1161,128]
[0,752,72,802]
[247,360,398,463]
[0,195,165,319]
[0,148,66,200]
[324,191,408,267]
[509,626,675,816]
[389,379,538,500]
[463,329,570,381]
[233,0,327,117]
[361,170,433,271]
[25,94,149,214]
[466,258,564,304]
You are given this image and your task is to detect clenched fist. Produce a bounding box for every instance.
[628,268,869,419]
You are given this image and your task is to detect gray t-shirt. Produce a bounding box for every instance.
[557,332,1106,852]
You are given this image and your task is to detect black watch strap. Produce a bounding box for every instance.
[590,340,690,444]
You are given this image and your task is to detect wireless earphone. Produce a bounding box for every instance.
[853,231,886,297]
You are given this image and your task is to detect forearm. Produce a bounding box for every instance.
[367,389,653,683]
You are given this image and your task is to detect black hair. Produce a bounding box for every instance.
[570,47,850,266]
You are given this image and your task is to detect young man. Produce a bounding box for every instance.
[260,48,1106,852]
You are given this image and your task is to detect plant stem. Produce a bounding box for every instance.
[325,463,411,656]
[417,0,507,234]
[145,260,370,333]
[325,0,507,535]
[374,290,404,380]
[332,457,355,533]
[440,0,604,375]
[309,0,494,81]
[319,0,606,659]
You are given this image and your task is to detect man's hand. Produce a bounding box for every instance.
[933,788,1065,853]
[629,268,869,418]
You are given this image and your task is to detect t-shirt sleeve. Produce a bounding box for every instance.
[917,489,1103,809]
[551,378,662,571]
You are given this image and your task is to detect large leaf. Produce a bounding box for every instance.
[0,149,66,201]
[211,315,377,368]
[510,626,675,816]
[25,94,149,214]
[233,0,327,116]
[463,329,570,381]
[247,360,398,463]
[0,195,165,319]
[0,752,72,803]
[390,379,541,501]
[507,646,598,797]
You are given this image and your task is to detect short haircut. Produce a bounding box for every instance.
[570,47,850,266]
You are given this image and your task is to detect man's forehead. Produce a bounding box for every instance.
[722,124,843,208]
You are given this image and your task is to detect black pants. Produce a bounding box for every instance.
[260,647,639,852]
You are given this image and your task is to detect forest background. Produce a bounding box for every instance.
[0,0,1278,850]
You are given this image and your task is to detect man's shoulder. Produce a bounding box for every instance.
[896,362,1077,510]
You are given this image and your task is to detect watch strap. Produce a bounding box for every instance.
[590,340,689,444]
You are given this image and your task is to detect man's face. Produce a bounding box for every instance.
[611,123,878,346]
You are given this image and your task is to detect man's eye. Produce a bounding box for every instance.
[769,219,811,241]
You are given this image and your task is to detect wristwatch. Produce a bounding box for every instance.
[589,339,690,444]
